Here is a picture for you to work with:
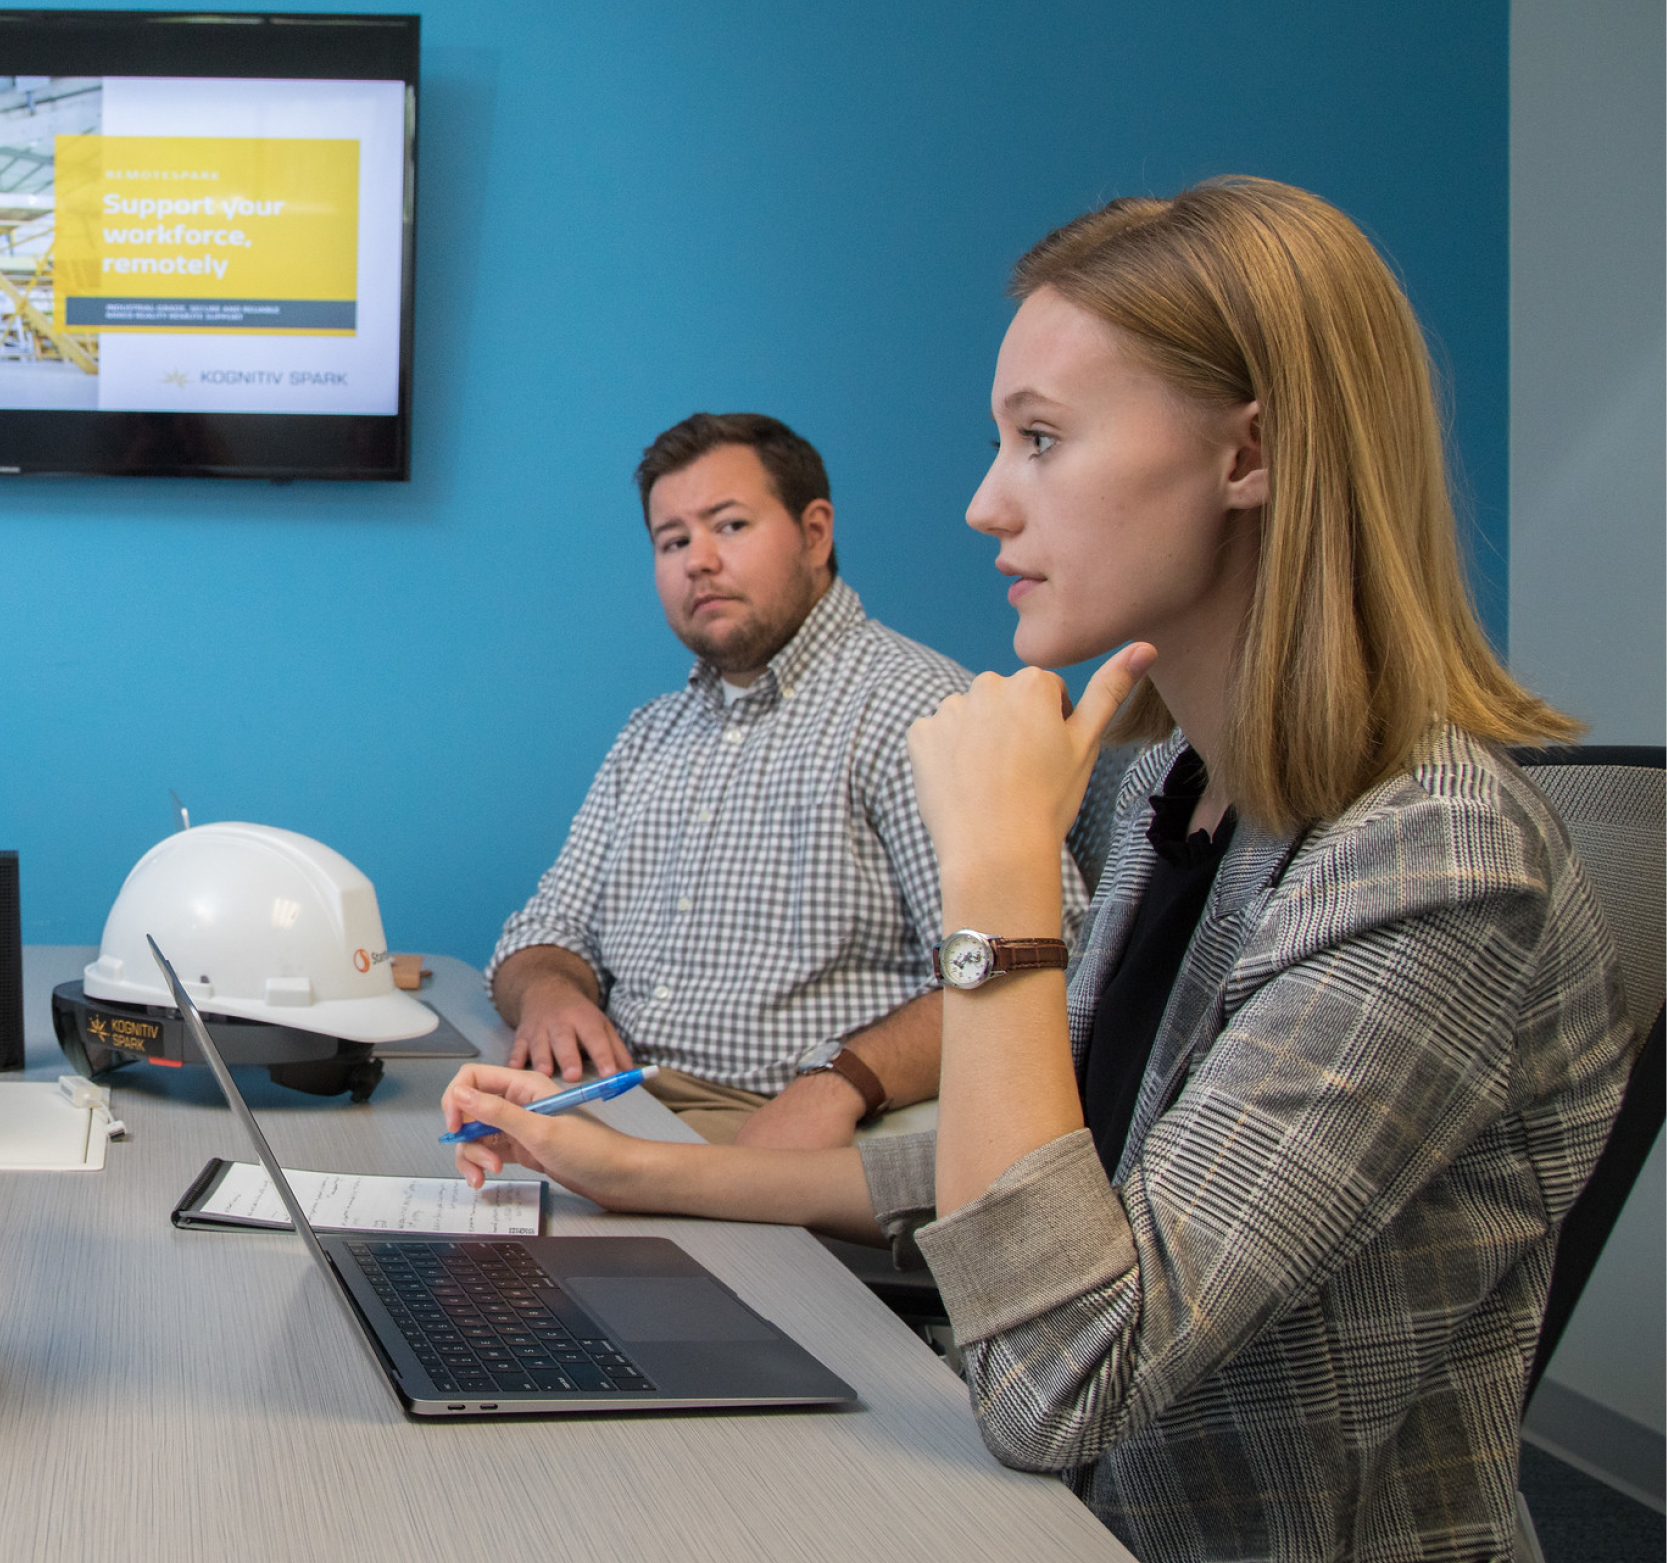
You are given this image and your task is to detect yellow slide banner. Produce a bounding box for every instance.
[54,135,359,334]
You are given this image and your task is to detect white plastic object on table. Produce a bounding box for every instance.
[58,1075,126,1139]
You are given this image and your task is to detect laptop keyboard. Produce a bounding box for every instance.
[347,1239,657,1397]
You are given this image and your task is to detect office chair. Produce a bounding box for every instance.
[1508,744,1665,1563]
[1508,746,1666,1399]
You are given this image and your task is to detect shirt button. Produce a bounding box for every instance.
[695,807,713,824]
[676,896,692,912]
[781,685,796,700]
[653,984,671,1000]
[723,728,743,744]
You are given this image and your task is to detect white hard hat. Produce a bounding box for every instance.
[83,823,439,1044]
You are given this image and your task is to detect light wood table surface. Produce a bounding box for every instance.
[1,947,1132,1563]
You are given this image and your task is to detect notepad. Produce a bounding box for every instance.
[0,1081,109,1171]
[172,1158,542,1236]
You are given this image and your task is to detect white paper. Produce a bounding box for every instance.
[198,1162,540,1236]
[0,1084,106,1171]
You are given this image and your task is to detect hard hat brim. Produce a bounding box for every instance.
[82,967,442,1043]
[209,988,443,1043]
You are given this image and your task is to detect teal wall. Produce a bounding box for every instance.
[0,1,1509,963]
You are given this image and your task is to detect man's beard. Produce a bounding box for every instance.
[674,566,823,677]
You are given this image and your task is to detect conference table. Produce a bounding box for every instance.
[0,948,1132,1563]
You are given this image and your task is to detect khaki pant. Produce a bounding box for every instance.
[642,1066,770,1145]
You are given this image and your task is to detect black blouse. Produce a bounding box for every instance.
[1081,748,1236,1178]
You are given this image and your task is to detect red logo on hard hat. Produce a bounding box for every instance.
[353,949,371,973]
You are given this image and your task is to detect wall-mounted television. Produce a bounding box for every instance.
[0,10,417,480]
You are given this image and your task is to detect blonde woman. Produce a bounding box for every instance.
[444,180,1633,1563]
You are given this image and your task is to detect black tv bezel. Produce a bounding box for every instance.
[0,9,418,481]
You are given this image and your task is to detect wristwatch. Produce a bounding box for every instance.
[932,930,1070,991]
[795,1038,889,1122]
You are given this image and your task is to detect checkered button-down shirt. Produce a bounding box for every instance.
[490,578,1086,1094]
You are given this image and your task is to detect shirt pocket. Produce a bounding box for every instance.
[742,792,870,964]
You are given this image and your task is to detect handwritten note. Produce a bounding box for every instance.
[199,1162,540,1236]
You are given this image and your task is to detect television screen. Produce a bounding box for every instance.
[0,11,417,480]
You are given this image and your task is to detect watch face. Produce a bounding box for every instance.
[939,931,995,989]
[796,1037,843,1072]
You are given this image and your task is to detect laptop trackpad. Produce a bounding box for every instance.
[564,1276,779,1343]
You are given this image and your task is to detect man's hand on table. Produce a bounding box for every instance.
[506,972,634,1082]
[732,1069,868,1150]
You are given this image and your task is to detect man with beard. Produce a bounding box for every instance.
[488,412,1086,1148]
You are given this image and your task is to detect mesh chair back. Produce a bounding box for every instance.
[1516,748,1666,1030]
[1512,745,1665,1400]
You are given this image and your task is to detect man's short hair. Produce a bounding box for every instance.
[635,412,837,576]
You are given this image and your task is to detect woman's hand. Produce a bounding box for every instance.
[438,1064,886,1243]
[441,1063,647,1208]
[908,642,1156,879]
[918,642,1155,1217]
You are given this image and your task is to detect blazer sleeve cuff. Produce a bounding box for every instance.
[857,1130,939,1271]
[914,1129,1136,1343]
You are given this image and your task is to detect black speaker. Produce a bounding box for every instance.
[0,852,20,1072]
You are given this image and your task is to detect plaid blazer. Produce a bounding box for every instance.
[862,726,1634,1563]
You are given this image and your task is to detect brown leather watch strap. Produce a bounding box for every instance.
[991,938,1070,973]
[820,1048,889,1122]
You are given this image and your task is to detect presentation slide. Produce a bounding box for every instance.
[0,76,405,416]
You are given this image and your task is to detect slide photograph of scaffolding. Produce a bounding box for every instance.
[0,76,100,408]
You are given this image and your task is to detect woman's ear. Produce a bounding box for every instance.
[1225,402,1268,511]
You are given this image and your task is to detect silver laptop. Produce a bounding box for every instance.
[147,936,858,1418]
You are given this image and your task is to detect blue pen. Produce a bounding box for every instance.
[440,1064,660,1144]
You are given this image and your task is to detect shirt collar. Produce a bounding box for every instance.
[1147,746,1237,868]
[686,576,865,706]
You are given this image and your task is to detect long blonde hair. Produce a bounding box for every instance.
[1013,177,1577,831]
